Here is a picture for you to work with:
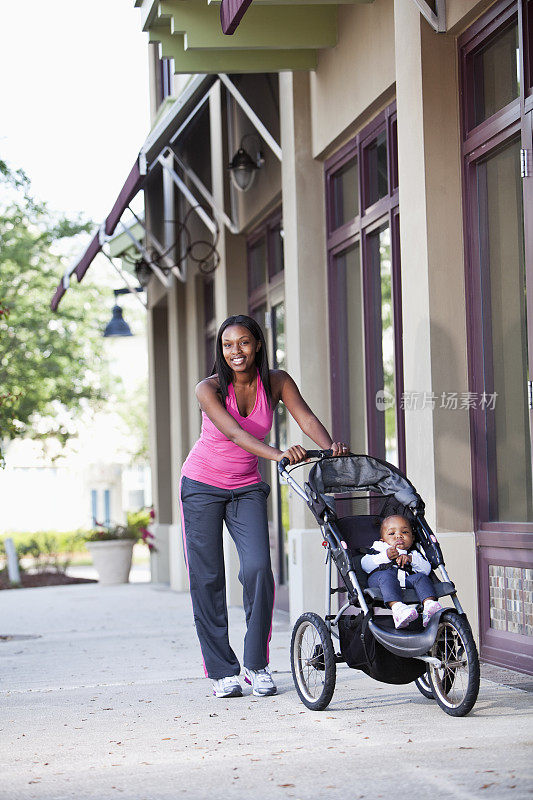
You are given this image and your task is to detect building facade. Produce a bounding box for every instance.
[53,0,533,674]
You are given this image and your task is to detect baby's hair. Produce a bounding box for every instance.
[379,514,413,538]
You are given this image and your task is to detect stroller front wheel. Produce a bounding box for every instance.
[414,672,434,700]
[290,612,336,711]
[428,610,480,717]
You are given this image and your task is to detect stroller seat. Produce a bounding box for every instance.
[364,581,456,604]
[335,514,456,606]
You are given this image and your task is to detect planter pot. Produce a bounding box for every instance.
[86,540,135,585]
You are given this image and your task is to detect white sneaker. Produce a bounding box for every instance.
[243,666,277,697]
[212,676,242,698]
[392,603,419,629]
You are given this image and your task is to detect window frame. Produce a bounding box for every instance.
[459,0,533,673]
[247,208,284,314]
[459,0,533,533]
[325,103,405,471]
[459,0,520,139]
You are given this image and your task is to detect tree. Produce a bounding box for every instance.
[0,160,111,464]
[116,378,150,464]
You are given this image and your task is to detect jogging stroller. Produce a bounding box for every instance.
[278,451,480,717]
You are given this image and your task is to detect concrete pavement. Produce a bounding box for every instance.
[0,582,532,800]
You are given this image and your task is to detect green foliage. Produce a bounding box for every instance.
[85,522,139,543]
[126,508,152,536]
[0,530,87,574]
[116,379,149,464]
[85,509,152,543]
[0,160,112,463]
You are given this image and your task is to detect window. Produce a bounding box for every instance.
[91,488,111,526]
[325,104,404,470]
[158,57,174,106]
[460,0,533,673]
[247,211,284,310]
[461,2,521,134]
[461,0,533,527]
[331,159,359,228]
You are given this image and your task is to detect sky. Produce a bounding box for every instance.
[0,0,150,224]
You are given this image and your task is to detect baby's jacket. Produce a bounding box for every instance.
[361,541,432,587]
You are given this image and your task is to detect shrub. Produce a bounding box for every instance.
[0,530,87,574]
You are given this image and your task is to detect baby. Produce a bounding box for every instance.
[361,514,442,629]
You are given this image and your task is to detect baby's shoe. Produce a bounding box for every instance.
[423,599,442,628]
[392,603,418,629]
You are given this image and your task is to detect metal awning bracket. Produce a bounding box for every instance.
[118,221,171,289]
[218,73,282,161]
[100,249,147,308]
[98,222,108,247]
[125,206,186,283]
[411,0,446,33]
[157,155,218,235]
[168,146,239,235]
[139,151,148,175]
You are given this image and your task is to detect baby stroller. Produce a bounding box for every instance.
[278,451,480,717]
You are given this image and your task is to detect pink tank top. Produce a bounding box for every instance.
[181,371,274,489]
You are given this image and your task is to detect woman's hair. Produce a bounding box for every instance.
[212,314,273,407]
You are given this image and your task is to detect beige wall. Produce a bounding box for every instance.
[310,0,395,159]
[438,532,479,643]
[419,19,473,534]
[446,0,496,33]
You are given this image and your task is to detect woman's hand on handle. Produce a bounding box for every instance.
[330,441,349,457]
[277,445,308,465]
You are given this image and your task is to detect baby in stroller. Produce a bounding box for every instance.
[361,514,442,629]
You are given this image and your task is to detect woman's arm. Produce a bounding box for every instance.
[196,379,283,462]
[277,371,347,455]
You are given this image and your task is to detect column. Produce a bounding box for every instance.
[146,299,172,583]
[279,71,333,622]
[209,82,248,606]
[394,0,476,634]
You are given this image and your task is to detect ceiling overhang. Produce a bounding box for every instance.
[135,0,375,74]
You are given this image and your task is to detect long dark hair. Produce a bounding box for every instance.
[212,315,273,407]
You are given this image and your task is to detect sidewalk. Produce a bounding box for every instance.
[0,582,531,800]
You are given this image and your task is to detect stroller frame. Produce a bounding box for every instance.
[279,450,480,717]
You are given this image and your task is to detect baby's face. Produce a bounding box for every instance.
[380,516,414,550]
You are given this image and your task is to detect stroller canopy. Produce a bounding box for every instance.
[307,455,422,510]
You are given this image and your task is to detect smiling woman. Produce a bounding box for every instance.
[178,314,348,700]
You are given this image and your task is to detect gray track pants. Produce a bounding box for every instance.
[179,475,275,680]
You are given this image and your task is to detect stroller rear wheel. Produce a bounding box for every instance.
[290,612,336,711]
[428,610,480,717]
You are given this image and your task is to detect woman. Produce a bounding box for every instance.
[179,314,348,699]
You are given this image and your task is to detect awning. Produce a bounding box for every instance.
[51,71,284,311]
[50,74,215,311]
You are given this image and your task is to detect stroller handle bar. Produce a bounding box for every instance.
[277,449,333,472]
[277,450,334,504]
